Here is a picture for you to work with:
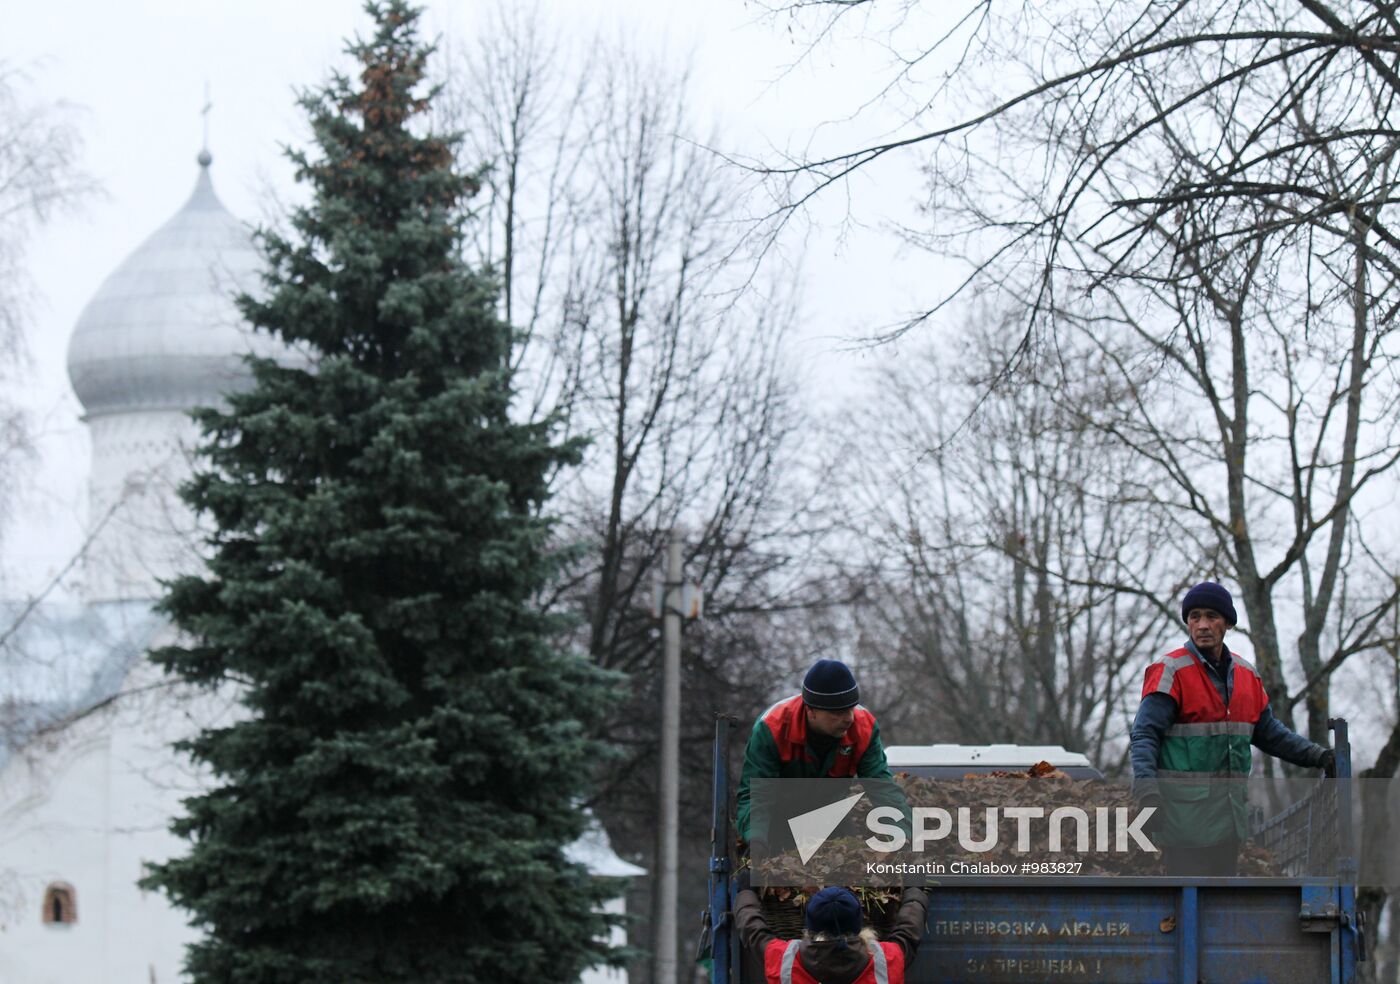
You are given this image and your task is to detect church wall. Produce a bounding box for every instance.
[0,717,116,983]
[100,642,214,983]
[0,628,220,983]
[83,410,204,604]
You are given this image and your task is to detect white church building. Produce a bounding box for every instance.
[0,152,640,983]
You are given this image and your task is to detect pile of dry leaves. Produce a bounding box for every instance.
[751,764,1284,886]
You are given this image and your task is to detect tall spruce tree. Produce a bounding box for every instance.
[141,4,617,981]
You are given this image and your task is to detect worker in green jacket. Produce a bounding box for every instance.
[1131,581,1334,875]
[736,659,897,846]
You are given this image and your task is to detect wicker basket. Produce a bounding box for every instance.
[759,891,901,941]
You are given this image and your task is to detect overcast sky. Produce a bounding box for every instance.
[3,0,936,598]
[7,3,1392,747]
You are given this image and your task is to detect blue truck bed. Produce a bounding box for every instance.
[703,719,1363,983]
[912,879,1356,982]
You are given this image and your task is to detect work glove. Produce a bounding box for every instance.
[1319,748,1337,778]
[735,864,752,894]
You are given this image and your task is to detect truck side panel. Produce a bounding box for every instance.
[1199,885,1339,984]
[908,883,1337,984]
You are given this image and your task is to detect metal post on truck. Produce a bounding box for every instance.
[1330,717,1364,977]
[707,715,737,984]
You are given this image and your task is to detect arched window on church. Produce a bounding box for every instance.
[42,883,76,925]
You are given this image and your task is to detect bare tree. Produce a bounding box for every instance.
[831,314,1177,770]
[749,1,1400,293]
[0,63,91,542]
[746,0,1400,738]
[0,63,93,757]
[447,2,818,737]
[442,9,828,976]
[441,4,594,424]
[1018,24,1400,747]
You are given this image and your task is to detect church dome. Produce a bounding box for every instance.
[67,152,271,418]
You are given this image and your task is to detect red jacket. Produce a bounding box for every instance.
[1142,647,1268,845]
[1142,647,1268,741]
[735,887,928,984]
[763,938,905,984]
[758,694,877,778]
[736,695,893,840]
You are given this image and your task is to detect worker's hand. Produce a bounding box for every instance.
[735,864,752,894]
[1320,748,1337,778]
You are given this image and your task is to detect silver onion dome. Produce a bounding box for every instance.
[67,152,269,418]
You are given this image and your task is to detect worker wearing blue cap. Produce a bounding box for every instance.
[736,658,895,843]
[1132,581,1336,875]
[735,883,928,983]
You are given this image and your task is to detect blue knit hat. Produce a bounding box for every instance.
[802,659,859,710]
[1181,581,1238,626]
[805,886,863,937]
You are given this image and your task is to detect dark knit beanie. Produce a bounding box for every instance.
[806,886,863,937]
[1181,581,1238,626]
[802,659,859,710]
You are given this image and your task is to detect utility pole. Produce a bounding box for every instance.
[653,532,701,984]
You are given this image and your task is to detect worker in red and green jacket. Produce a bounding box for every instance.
[1131,581,1336,876]
[736,659,896,845]
[736,881,929,984]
